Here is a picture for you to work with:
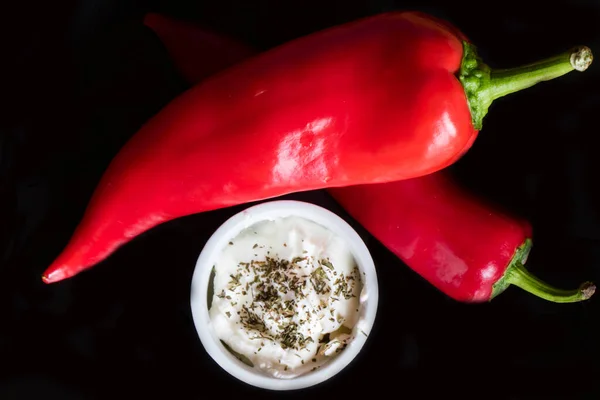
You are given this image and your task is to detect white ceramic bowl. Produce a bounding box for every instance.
[190,200,378,391]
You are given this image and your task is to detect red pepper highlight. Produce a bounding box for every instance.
[141,13,595,303]
[42,11,593,284]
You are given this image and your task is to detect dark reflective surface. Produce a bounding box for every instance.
[2,0,599,398]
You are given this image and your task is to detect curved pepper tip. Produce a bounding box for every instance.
[41,268,66,284]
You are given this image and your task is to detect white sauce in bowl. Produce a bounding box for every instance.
[209,216,363,378]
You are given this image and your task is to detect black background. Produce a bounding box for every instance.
[2,0,599,398]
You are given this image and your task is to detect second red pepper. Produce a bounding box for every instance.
[329,175,595,303]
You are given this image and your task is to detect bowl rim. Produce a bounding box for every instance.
[190,199,379,391]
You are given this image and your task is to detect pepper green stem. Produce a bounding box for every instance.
[491,239,596,303]
[459,43,593,130]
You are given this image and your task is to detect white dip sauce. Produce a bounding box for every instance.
[209,216,363,378]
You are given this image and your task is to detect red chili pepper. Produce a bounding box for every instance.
[42,11,593,284]
[141,12,596,303]
[330,177,596,303]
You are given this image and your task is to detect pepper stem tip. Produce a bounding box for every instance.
[580,281,596,300]
[570,46,593,72]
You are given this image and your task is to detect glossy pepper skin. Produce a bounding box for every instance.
[42,11,592,284]
[142,13,595,303]
[330,176,595,303]
[332,174,531,302]
[43,11,475,283]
